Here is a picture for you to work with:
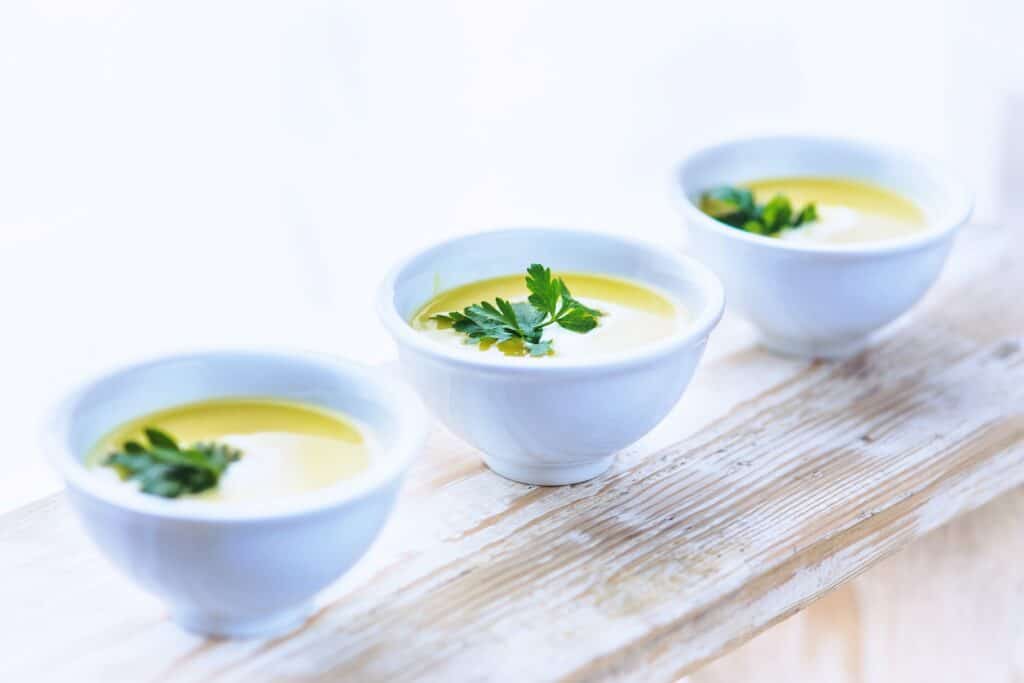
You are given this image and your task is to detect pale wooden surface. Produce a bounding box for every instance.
[1,225,1020,682]
[686,487,1024,683]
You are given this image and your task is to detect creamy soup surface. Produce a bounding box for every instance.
[411,272,685,358]
[746,176,927,245]
[87,398,370,502]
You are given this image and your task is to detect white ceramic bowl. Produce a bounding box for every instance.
[46,350,428,639]
[677,136,973,358]
[377,228,725,486]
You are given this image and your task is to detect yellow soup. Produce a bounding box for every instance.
[87,398,370,502]
[411,272,684,358]
[746,176,927,245]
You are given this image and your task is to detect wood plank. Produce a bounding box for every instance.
[1,225,1020,682]
[685,486,1024,682]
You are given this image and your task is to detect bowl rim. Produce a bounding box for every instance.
[376,227,726,374]
[45,349,430,522]
[675,134,974,257]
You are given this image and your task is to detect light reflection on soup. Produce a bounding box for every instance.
[746,176,927,245]
[87,398,370,502]
[411,272,685,358]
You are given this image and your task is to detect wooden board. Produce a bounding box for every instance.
[685,486,1024,682]
[1,225,1021,682]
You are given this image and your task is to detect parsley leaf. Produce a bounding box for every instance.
[792,202,818,227]
[555,305,601,333]
[432,264,603,356]
[526,263,561,317]
[103,427,242,498]
[699,185,818,236]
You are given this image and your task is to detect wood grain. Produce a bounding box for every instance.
[686,486,1024,683]
[1,225,1020,682]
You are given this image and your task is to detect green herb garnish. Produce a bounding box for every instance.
[432,263,603,357]
[699,185,818,236]
[102,427,242,498]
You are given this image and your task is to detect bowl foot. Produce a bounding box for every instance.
[482,453,614,486]
[171,601,315,639]
[758,332,873,360]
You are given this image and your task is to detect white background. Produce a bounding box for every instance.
[2,0,1021,509]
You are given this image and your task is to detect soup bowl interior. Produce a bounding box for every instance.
[385,228,721,345]
[378,228,724,485]
[47,350,428,638]
[676,136,972,358]
[678,135,970,229]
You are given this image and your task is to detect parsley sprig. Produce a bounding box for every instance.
[103,427,242,498]
[699,185,818,236]
[432,264,603,357]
